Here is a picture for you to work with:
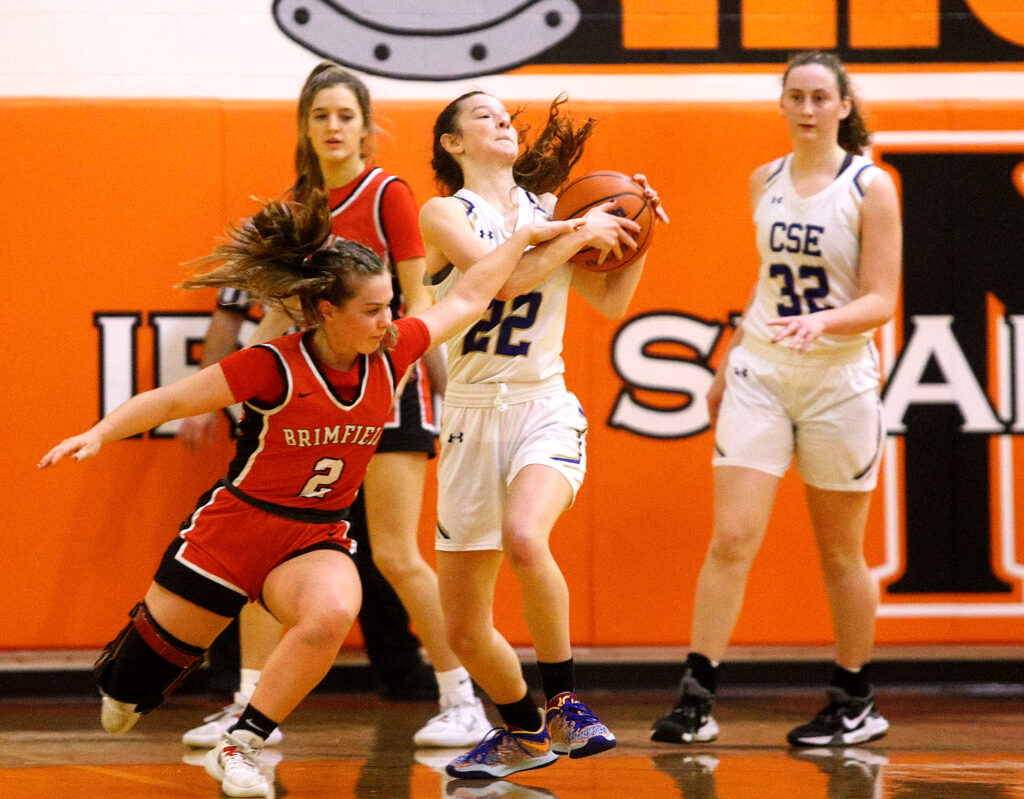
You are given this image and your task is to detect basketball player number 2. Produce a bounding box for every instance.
[462,292,541,357]
[300,457,345,499]
[770,264,833,316]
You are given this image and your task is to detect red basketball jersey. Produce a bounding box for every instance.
[218,317,430,517]
[329,166,425,267]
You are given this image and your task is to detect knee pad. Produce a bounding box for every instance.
[93,602,205,714]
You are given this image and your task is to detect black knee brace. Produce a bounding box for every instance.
[93,602,205,714]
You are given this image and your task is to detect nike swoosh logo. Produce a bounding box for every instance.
[298,391,313,398]
[842,705,873,730]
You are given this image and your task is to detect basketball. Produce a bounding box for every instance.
[552,170,657,272]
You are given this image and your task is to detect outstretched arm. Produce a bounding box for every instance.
[416,219,583,349]
[421,196,637,301]
[39,366,236,468]
[177,308,244,450]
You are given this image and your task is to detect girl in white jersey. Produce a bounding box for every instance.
[421,91,664,780]
[651,51,902,749]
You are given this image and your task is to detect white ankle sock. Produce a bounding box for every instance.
[239,668,262,703]
[435,667,474,707]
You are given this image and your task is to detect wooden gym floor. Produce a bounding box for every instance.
[2,678,1023,799]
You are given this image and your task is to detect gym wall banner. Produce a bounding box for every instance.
[270,1,1024,80]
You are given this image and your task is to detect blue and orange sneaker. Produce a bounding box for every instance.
[445,723,558,779]
[545,692,616,758]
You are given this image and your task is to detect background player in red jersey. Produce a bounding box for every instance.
[38,192,600,798]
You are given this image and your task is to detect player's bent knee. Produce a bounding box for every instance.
[93,602,205,714]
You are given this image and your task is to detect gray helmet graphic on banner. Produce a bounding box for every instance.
[272,0,582,81]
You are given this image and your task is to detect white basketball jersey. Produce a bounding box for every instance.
[433,187,572,384]
[744,153,883,363]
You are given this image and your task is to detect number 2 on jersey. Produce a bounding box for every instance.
[462,292,541,357]
[300,457,345,498]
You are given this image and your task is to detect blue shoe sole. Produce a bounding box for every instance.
[563,735,617,759]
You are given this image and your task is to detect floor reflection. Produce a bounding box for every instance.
[1,689,1023,799]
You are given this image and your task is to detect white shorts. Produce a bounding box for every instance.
[436,379,588,551]
[713,344,884,492]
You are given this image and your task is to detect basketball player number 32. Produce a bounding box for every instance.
[462,293,541,357]
[770,263,833,316]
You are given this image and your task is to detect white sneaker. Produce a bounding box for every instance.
[184,693,284,748]
[100,693,141,735]
[413,696,492,748]
[204,730,271,798]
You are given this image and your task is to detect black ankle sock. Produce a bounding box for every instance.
[537,658,574,702]
[496,693,542,732]
[831,663,872,699]
[228,703,280,742]
[685,652,718,694]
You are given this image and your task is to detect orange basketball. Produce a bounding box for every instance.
[552,170,656,273]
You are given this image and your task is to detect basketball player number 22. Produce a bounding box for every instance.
[300,457,345,499]
[462,293,541,357]
[770,264,833,316]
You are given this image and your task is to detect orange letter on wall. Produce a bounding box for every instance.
[743,0,836,49]
[850,0,938,47]
[966,0,1024,45]
[621,0,719,49]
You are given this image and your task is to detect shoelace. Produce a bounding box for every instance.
[557,699,601,726]
[220,733,260,769]
[465,727,533,763]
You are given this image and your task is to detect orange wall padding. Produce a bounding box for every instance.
[3,97,1022,651]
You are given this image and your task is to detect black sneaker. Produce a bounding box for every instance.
[650,676,719,744]
[787,687,889,746]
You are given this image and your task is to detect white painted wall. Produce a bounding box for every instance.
[2,0,1023,102]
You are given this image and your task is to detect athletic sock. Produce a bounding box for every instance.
[228,703,280,743]
[832,663,872,699]
[435,666,473,707]
[685,652,719,695]
[496,693,543,732]
[537,658,574,702]
[239,668,261,702]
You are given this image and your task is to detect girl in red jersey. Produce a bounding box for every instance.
[180,61,492,752]
[38,193,599,798]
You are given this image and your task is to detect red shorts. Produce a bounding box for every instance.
[155,484,355,616]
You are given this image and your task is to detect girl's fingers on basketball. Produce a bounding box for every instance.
[585,200,618,216]
[618,229,639,250]
[654,203,671,224]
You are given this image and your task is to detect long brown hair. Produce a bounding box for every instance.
[783,50,871,155]
[292,61,375,205]
[183,191,393,340]
[431,91,595,196]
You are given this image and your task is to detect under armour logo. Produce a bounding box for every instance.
[770,196,783,204]
[733,367,749,378]
[478,230,494,240]
[447,432,464,443]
